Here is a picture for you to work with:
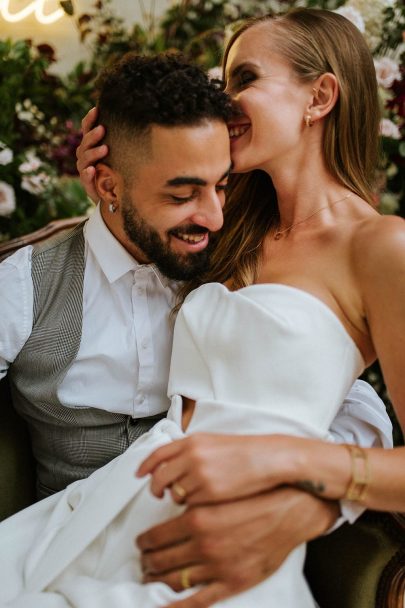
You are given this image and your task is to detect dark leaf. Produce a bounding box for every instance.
[60,0,74,16]
[78,14,92,26]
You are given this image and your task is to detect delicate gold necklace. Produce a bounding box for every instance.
[274,193,352,240]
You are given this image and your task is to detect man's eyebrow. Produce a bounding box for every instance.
[166,176,207,187]
[166,164,233,187]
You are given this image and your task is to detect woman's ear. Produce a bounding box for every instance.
[307,73,339,124]
[95,163,121,207]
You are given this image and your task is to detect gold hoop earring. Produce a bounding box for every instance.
[304,114,313,128]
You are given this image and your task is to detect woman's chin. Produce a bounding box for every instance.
[230,156,259,174]
[230,143,261,174]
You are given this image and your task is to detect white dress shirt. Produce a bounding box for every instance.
[0,205,393,447]
[0,205,177,417]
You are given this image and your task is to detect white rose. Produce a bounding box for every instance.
[380,118,401,139]
[0,146,13,165]
[19,151,42,174]
[21,172,51,195]
[208,66,223,81]
[17,110,34,123]
[0,181,16,216]
[334,6,365,33]
[374,57,401,88]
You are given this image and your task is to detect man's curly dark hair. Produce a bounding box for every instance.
[96,53,232,178]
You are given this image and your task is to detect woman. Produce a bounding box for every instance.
[2,7,404,608]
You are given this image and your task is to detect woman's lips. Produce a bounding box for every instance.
[228,123,251,139]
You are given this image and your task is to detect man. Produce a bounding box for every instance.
[0,53,392,607]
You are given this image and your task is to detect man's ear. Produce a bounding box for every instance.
[307,73,339,123]
[95,163,121,207]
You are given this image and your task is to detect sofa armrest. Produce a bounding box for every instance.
[305,510,405,608]
[0,378,36,521]
[376,513,405,608]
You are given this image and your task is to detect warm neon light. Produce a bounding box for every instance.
[0,0,64,24]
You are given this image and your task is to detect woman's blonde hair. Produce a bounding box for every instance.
[177,7,380,304]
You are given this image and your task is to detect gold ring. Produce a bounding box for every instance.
[181,567,191,590]
[172,482,187,499]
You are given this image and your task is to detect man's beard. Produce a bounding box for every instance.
[122,199,213,281]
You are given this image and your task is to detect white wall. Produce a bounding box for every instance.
[0,0,170,74]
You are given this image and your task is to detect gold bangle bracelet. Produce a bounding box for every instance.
[343,444,370,502]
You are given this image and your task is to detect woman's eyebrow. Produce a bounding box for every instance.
[228,61,258,79]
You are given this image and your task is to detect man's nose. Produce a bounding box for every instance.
[192,191,224,233]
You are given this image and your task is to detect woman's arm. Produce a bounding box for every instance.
[276,436,405,512]
[281,216,405,512]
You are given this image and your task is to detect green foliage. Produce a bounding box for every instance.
[2,0,402,240]
[0,39,93,240]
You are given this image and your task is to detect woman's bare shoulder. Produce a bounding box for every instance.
[351,214,405,282]
[353,213,405,247]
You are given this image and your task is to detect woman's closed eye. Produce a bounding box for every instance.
[238,70,256,87]
[226,70,257,94]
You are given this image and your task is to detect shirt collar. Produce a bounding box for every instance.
[84,204,174,289]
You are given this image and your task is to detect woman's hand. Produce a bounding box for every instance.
[76,107,108,203]
[137,433,296,505]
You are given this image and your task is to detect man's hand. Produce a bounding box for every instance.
[137,487,340,608]
[76,107,108,203]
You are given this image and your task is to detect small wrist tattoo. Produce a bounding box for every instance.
[295,479,326,495]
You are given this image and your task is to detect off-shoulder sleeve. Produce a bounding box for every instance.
[326,378,393,527]
[327,379,393,449]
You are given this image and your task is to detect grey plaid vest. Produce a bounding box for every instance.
[9,223,163,499]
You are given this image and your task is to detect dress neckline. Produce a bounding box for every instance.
[236,282,366,366]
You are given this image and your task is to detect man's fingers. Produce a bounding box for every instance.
[144,563,212,591]
[138,494,274,552]
[141,538,196,575]
[167,582,231,608]
[137,511,192,550]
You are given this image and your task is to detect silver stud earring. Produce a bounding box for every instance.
[109,202,117,213]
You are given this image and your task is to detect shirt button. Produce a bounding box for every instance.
[138,393,145,403]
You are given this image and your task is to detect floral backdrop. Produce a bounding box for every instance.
[0,0,404,440]
[0,0,403,237]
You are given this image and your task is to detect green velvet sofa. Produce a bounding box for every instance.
[1,220,405,607]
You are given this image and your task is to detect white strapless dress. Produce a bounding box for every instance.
[0,283,364,608]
